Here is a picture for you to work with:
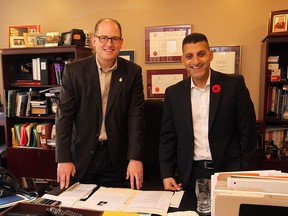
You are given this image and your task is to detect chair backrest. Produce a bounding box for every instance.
[143,99,164,178]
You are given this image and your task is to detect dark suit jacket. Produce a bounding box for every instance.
[55,54,145,181]
[159,70,257,188]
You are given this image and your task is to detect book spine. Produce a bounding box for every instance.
[40,58,49,85]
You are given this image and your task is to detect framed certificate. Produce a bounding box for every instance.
[210,45,241,74]
[145,24,191,63]
[147,69,188,98]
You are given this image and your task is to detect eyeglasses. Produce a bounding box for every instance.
[95,35,122,44]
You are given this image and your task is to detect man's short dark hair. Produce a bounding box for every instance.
[182,33,209,50]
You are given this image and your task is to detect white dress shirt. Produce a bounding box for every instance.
[190,73,212,161]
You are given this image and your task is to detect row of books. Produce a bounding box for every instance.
[266,85,288,118]
[15,57,70,85]
[6,87,60,117]
[11,122,55,149]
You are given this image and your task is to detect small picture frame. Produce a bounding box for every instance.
[35,34,46,47]
[45,32,60,47]
[9,25,40,47]
[269,10,288,34]
[24,33,36,47]
[10,36,26,48]
[272,15,287,32]
[119,50,135,62]
[60,32,72,46]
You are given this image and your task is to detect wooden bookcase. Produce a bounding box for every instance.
[1,45,93,179]
[258,35,288,173]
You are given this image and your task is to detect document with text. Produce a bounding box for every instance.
[80,187,173,215]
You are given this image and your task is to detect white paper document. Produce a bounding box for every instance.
[125,190,173,214]
[170,190,184,208]
[80,187,134,211]
[80,187,174,215]
[42,183,97,207]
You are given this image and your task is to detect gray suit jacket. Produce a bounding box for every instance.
[159,70,257,188]
[55,54,145,181]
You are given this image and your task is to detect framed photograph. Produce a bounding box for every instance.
[147,69,188,98]
[24,33,36,47]
[119,50,135,62]
[10,36,26,48]
[35,34,46,47]
[145,24,191,63]
[269,10,288,34]
[9,25,40,47]
[210,45,241,74]
[45,32,60,47]
[60,31,72,46]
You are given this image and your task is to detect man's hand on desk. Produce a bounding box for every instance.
[57,162,76,189]
[163,177,182,191]
[126,160,143,190]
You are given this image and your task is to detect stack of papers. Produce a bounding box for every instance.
[79,187,173,216]
[211,170,288,216]
[42,183,97,207]
[41,183,185,216]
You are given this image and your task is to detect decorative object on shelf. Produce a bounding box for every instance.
[268,9,288,35]
[10,36,26,48]
[84,30,92,47]
[35,34,46,47]
[145,24,191,63]
[60,31,72,45]
[24,33,36,47]
[9,25,40,48]
[60,29,86,47]
[45,32,60,47]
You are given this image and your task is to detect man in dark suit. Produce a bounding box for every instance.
[56,18,145,190]
[159,33,257,192]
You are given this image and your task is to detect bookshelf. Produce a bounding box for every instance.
[1,45,93,179]
[258,35,288,173]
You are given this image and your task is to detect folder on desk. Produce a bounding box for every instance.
[226,175,288,194]
[211,170,288,216]
[214,188,288,216]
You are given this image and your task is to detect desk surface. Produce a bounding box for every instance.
[1,177,202,215]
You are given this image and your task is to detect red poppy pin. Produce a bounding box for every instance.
[212,84,221,93]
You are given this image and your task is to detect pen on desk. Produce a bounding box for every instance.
[66,182,80,191]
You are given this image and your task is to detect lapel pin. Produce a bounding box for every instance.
[119,77,123,82]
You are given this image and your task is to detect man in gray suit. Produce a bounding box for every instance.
[56,18,145,190]
[159,33,257,192]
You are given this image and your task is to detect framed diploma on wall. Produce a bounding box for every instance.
[147,69,188,98]
[145,24,191,63]
[210,45,241,74]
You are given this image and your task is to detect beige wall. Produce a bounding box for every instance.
[1,0,288,119]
